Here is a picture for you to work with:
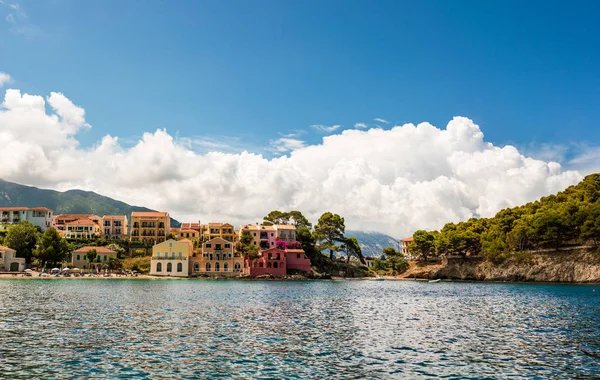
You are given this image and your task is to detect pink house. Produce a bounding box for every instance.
[245,248,286,276]
[285,249,312,273]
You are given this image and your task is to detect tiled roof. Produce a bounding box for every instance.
[0,207,52,212]
[73,246,116,254]
[401,236,413,242]
[103,215,126,219]
[131,212,168,217]
[274,224,296,230]
[284,249,305,253]
[68,219,97,225]
[0,245,16,252]
[179,229,197,233]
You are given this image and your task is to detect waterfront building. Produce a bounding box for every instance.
[178,228,199,240]
[72,246,117,272]
[0,245,25,272]
[191,237,243,276]
[130,211,170,244]
[284,248,312,273]
[150,239,191,277]
[0,207,53,232]
[244,247,286,276]
[101,215,128,240]
[180,222,200,231]
[401,236,413,256]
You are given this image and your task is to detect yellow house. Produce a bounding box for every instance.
[72,246,117,273]
[130,211,170,244]
[150,239,191,277]
[190,237,243,276]
[201,223,236,242]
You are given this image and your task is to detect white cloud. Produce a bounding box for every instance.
[270,137,306,153]
[0,87,586,238]
[0,72,11,87]
[311,124,341,133]
[354,122,368,129]
[374,118,389,124]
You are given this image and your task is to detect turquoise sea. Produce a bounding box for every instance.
[0,279,598,379]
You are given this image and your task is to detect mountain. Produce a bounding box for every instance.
[0,179,181,227]
[346,230,400,258]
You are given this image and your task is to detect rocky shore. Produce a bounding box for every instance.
[404,247,600,283]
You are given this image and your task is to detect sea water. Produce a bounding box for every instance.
[0,279,598,379]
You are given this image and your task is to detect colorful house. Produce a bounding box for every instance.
[0,245,25,272]
[401,236,413,256]
[130,211,170,244]
[53,214,102,237]
[202,223,236,242]
[284,248,312,273]
[274,224,297,242]
[101,215,128,240]
[244,247,287,276]
[191,237,243,276]
[239,224,278,250]
[150,239,191,277]
[72,246,117,272]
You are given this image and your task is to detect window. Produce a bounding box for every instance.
[177,263,183,272]
[216,244,222,250]
[205,262,211,272]
[104,255,107,261]
[77,255,80,260]
[271,233,274,237]
[253,232,256,236]
[224,263,228,272]
[271,242,274,246]
[234,263,241,272]
[225,244,231,248]
[297,254,301,259]
[169,242,172,247]
[206,243,211,248]
[179,252,182,259]
[171,252,175,259]
[167,263,172,272]
[274,262,278,268]
[157,263,162,272]
[193,263,199,272]
[164,252,168,258]
[215,262,220,272]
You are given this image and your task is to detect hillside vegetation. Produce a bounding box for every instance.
[409,174,600,263]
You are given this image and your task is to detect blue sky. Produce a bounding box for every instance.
[1,0,600,159]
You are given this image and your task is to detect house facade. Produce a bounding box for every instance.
[202,223,236,242]
[130,212,170,244]
[0,207,53,232]
[244,247,286,276]
[401,237,413,256]
[239,224,278,250]
[284,249,312,273]
[191,237,243,276]
[54,214,102,237]
[150,239,191,277]
[101,215,128,240]
[72,246,117,272]
[0,245,25,272]
[274,224,296,242]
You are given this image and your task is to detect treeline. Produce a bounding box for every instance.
[409,174,600,263]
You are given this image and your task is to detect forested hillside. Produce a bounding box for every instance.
[409,174,600,263]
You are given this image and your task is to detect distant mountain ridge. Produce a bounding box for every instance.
[346,230,400,258]
[0,179,181,227]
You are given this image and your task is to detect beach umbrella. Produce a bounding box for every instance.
[51,268,60,272]
[63,267,70,271]
[24,269,32,272]
[72,268,80,272]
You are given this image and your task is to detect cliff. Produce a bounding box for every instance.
[404,247,600,283]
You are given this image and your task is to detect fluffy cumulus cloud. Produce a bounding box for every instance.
[0,86,585,237]
[0,72,11,87]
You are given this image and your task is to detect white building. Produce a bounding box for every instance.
[0,245,25,272]
[150,239,191,278]
[0,207,53,232]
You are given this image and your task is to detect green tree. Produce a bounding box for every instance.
[35,228,70,267]
[4,221,40,264]
[371,259,389,272]
[409,230,436,260]
[382,246,409,274]
[107,243,127,259]
[580,203,600,246]
[314,212,345,259]
[263,210,312,229]
[108,257,122,270]
[342,236,365,265]
[86,249,98,272]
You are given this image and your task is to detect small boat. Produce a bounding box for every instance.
[371,275,385,281]
[428,279,441,283]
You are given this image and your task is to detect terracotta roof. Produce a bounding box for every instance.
[103,215,126,219]
[241,224,259,230]
[284,249,305,253]
[131,212,168,217]
[0,245,16,252]
[55,214,100,221]
[401,237,414,242]
[260,225,275,230]
[181,222,200,229]
[68,219,97,226]
[0,207,28,211]
[30,207,53,212]
[274,224,296,230]
[179,229,198,233]
[203,237,231,245]
[73,246,116,254]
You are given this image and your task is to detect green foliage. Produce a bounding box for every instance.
[342,236,365,264]
[86,249,98,269]
[121,256,151,274]
[5,221,40,264]
[410,174,600,263]
[382,246,409,274]
[314,212,346,259]
[35,227,70,267]
[263,210,312,229]
[371,259,389,272]
[107,243,126,259]
[409,230,436,260]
